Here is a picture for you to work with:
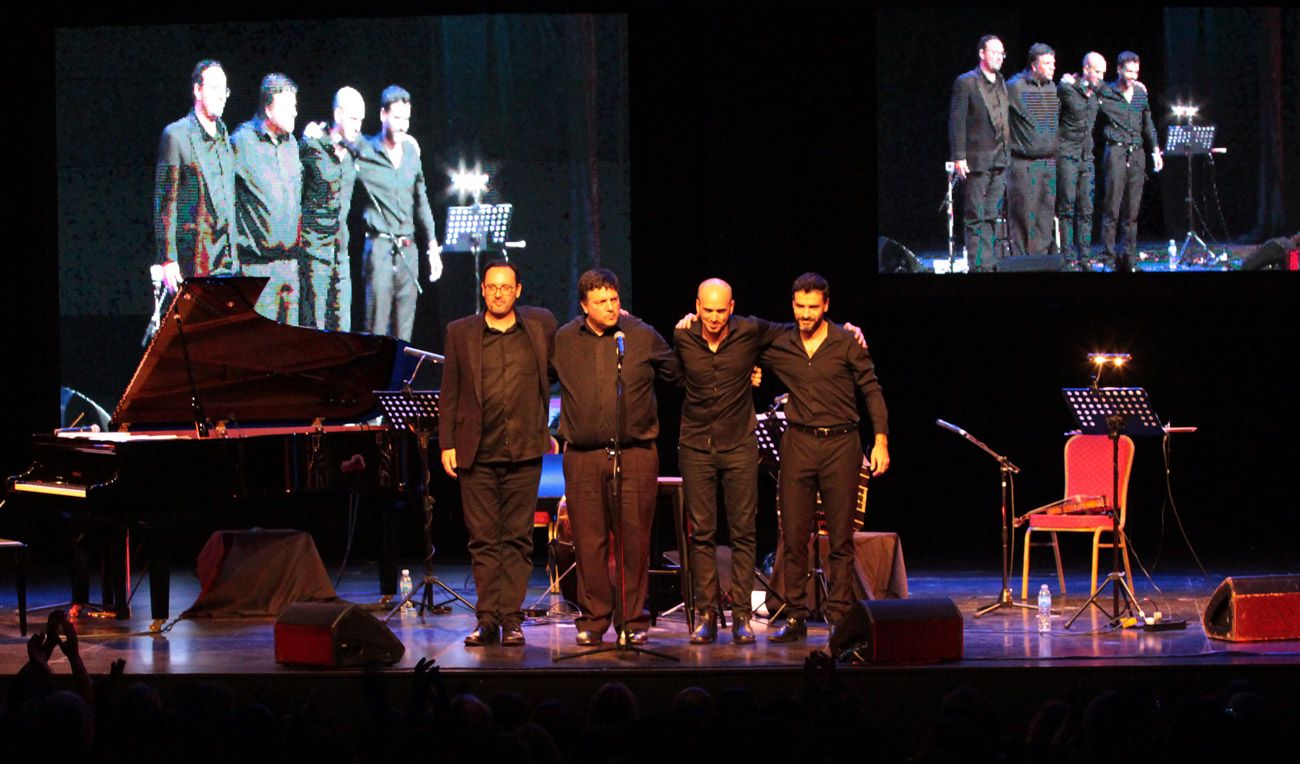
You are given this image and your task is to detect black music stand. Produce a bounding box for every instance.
[753,408,796,620]
[443,203,514,313]
[1166,123,1216,265]
[375,390,473,619]
[1060,388,1163,629]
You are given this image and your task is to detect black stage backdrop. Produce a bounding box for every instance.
[4,2,1299,572]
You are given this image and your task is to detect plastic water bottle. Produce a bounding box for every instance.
[1037,584,1052,633]
[399,569,415,612]
[1168,239,1178,270]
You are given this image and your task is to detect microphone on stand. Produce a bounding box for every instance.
[614,330,626,359]
[935,418,967,437]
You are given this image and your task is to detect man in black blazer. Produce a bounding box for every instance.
[439,259,557,647]
[949,35,1011,271]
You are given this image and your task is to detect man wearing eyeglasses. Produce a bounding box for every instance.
[439,260,557,647]
[153,59,237,293]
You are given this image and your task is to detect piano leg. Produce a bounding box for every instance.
[149,530,170,626]
[71,529,92,609]
[105,526,132,619]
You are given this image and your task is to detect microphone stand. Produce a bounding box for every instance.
[557,331,677,662]
[935,420,1035,617]
[941,163,958,271]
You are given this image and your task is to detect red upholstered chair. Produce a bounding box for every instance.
[1021,434,1135,601]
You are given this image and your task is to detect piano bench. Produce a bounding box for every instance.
[0,538,27,636]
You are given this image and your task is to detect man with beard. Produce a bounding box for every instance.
[355,85,442,341]
[762,273,889,643]
[949,35,1011,271]
[154,59,236,293]
[439,260,557,647]
[1098,51,1163,270]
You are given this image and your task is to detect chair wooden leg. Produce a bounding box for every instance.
[1050,532,1066,597]
[1120,532,1133,587]
[1089,530,1102,597]
[1021,528,1033,601]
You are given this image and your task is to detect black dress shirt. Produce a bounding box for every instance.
[1057,78,1101,158]
[674,315,786,452]
[300,134,357,261]
[1007,71,1060,159]
[478,322,545,463]
[231,116,302,260]
[154,110,236,276]
[761,322,888,435]
[553,314,681,449]
[355,134,436,241]
[1099,81,1159,150]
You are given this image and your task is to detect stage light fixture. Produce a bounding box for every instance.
[448,160,490,202]
[1088,352,1131,366]
[1172,104,1199,119]
[1088,352,1131,389]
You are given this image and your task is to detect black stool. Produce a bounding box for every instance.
[0,538,28,635]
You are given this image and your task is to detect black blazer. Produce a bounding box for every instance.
[438,304,557,469]
[949,68,1009,171]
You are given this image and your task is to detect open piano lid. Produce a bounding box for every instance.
[110,277,414,431]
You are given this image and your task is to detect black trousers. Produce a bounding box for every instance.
[563,444,659,634]
[679,441,758,620]
[459,458,543,629]
[1008,156,1058,257]
[777,428,863,625]
[361,236,419,341]
[1056,152,1095,262]
[961,166,1007,271]
[300,243,352,331]
[1100,144,1146,257]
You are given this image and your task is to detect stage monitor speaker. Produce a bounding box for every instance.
[994,253,1064,272]
[274,601,405,666]
[878,237,922,274]
[1203,575,1300,642]
[829,597,963,663]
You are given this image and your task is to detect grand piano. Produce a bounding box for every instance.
[6,277,431,625]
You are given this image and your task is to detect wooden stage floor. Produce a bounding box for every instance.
[6,560,1300,729]
[4,562,1299,676]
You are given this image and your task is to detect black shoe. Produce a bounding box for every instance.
[464,624,499,646]
[690,612,718,644]
[575,629,603,646]
[732,617,756,644]
[500,625,525,647]
[767,617,807,643]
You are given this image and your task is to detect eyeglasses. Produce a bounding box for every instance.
[483,284,517,295]
[205,85,232,97]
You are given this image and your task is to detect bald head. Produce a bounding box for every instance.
[1082,52,1107,87]
[333,86,365,143]
[697,278,733,304]
[695,278,735,342]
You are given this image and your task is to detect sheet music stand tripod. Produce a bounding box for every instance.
[1166,123,1216,264]
[443,203,513,312]
[1060,387,1162,629]
[375,390,473,620]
